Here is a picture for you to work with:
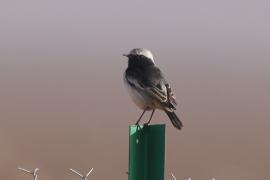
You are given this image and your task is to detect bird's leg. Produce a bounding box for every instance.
[145,109,155,125]
[135,109,147,125]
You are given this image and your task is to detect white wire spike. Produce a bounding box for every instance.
[171,172,177,180]
[18,167,32,174]
[18,167,39,180]
[69,168,94,180]
[86,168,94,177]
[33,168,39,175]
[70,168,84,178]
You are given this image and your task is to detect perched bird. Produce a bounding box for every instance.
[123,48,183,130]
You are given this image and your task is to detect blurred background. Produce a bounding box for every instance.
[0,0,270,179]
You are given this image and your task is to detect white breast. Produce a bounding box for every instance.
[123,73,153,110]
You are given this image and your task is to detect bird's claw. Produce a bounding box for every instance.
[135,123,142,131]
[143,122,149,127]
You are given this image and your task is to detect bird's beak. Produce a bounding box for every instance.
[123,54,129,57]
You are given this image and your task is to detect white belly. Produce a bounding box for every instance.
[123,74,154,110]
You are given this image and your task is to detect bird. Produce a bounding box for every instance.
[123,48,183,130]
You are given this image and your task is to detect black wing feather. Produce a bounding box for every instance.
[126,61,177,110]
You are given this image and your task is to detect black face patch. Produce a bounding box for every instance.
[128,55,154,68]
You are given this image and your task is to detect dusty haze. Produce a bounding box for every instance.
[0,0,270,180]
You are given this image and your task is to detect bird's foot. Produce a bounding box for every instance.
[135,123,142,131]
[143,122,150,127]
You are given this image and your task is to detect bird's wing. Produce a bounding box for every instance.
[145,83,168,103]
[165,83,177,107]
[145,82,177,110]
[126,66,177,109]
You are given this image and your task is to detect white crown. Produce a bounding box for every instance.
[129,48,155,63]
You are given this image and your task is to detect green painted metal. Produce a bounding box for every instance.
[128,124,165,180]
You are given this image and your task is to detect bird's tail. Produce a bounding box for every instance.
[165,111,183,130]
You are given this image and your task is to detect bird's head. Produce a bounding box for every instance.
[123,48,155,65]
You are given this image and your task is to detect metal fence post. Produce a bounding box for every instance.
[128,124,166,180]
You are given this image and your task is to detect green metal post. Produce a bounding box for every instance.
[128,124,165,180]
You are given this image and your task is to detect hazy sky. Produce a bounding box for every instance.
[0,0,270,180]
